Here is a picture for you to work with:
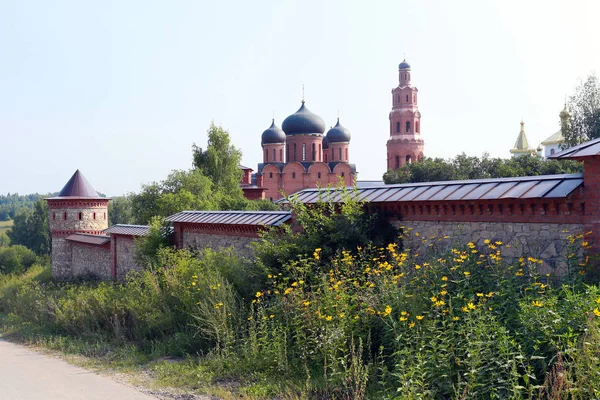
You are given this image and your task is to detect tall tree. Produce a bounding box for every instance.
[7,199,51,255]
[192,123,243,194]
[108,196,135,226]
[564,74,600,147]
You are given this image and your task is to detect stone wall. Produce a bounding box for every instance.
[393,220,585,274]
[71,243,111,279]
[183,231,258,258]
[114,236,141,280]
[51,238,72,279]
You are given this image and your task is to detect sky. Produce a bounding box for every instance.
[1,0,599,196]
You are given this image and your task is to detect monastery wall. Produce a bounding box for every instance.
[393,220,585,274]
[112,235,141,280]
[51,238,72,279]
[182,230,258,258]
[71,243,111,280]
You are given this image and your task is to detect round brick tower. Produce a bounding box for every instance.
[46,170,110,279]
[386,59,425,170]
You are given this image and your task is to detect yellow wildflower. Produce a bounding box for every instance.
[594,308,600,317]
[409,322,415,328]
[399,316,408,322]
[325,315,333,321]
[416,315,424,320]
[467,302,476,310]
[441,276,448,281]
[463,271,470,277]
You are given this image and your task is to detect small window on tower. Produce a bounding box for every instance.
[341,172,345,177]
[293,143,297,161]
[273,148,276,161]
[302,143,306,161]
[318,172,321,179]
[396,122,400,133]
[292,172,296,179]
[93,212,96,220]
[406,95,409,102]
[280,149,283,162]
[78,212,82,220]
[269,172,273,178]
[397,95,400,103]
[63,212,67,220]
[312,143,316,161]
[406,121,410,133]
[338,148,342,161]
[395,155,400,169]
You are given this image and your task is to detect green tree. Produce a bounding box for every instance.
[192,123,243,194]
[7,200,51,255]
[564,74,600,147]
[0,245,38,274]
[130,169,218,224]
[134,216,171,266]
[108,196,135,226]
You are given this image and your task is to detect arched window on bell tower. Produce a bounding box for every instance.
[395,155,400,169]
[406,121,411,133]
[406,155,412,164]
[396,122,400,133]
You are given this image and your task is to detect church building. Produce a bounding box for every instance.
[255,102,356,201]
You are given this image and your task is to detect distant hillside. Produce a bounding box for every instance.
[0,193,56,221]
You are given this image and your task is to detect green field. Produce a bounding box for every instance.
[0,220,13,235]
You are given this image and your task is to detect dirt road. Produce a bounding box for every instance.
[0,339,157,400]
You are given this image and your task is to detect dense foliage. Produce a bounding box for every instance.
[564,74,600,147]
[383,153,583,184]
[0,245,38,274]
[0,193,50,221]
[7,199,51,255]
[127,124,277,224]
[2,189,600,399]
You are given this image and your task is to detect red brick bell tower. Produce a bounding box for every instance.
[386,59,425,170]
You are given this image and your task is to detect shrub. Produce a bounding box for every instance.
[0,245,38,274]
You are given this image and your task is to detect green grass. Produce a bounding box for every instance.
[0,220,13,235]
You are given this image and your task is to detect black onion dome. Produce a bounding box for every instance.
[399,59,411,70]
[261,119,286,145]
[326,119,351,143]
[282,102,326,135]
[322,136,329,149]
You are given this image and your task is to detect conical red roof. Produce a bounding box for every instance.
[57,170,101,198]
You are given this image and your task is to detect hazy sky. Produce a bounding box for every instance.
[1,0,599,196]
